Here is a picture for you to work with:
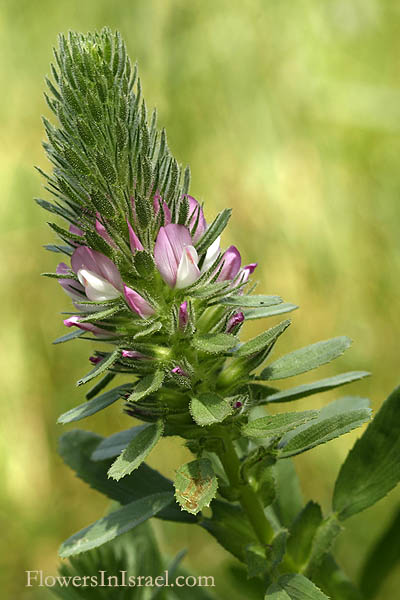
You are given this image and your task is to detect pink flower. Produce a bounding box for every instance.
[154,224,200,289]
[127,220,144,253]
[63,316,113,337]
[123,285,155,318]
[71,246,123,301]
[153,193,172,226]
[56,262,86,302]
[95,214,117,248]
[179,301,189,330]
[226,311,245,333]
[121,349,147,359]
[217,245,242,282]
[185,195,207,243]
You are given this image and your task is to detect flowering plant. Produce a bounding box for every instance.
[39,28,400,600]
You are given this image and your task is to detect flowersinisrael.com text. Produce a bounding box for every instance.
[26,570,215,589]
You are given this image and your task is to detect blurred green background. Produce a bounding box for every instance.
[1,0,399,598]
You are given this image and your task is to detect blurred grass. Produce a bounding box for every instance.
[1,0,399,598]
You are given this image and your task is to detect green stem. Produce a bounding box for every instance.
[216,433,274,547]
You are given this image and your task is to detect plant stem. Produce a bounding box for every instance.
[216,433,275,547]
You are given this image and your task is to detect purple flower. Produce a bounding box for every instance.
[171,366,189,377]
[226,311,245,333]
[69,223,84,237]
[153,193,172,226]
[123,285,155,318]
[235,262,258,287]
[56,262,86,301]
[71,246,123,301]
[89,355,102,365]
[179,301,189,330]
[121,349,147,359]
[218,245,242,281]
[63,316,113,337]
[154,224,200,289]
[127,220,144,253]
[95,214,117,248]
[185,195,207,243]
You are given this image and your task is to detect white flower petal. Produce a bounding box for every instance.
[201,236,221,274]
[77,268,121,302]
[175,246,200,289]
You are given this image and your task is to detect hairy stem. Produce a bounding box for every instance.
[216,433,275,547]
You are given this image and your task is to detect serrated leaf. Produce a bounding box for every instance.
[333,385,400,520]
[267,371,370,403]
[58,429,195,523]
[77,348,121,386]
[236,320,291,357]
[91,425,148,460]
[192,333,237,354]
[359,506,400,599]
[261,336,352,381]
[278,397,371,458]
[57,384,130,424]
[243,303,298,320]
[195,208,231,255]
[108,421,163,481]
[126,370,165,402]
[243,410,318,439]
[265,574,329,600]
[174,458,218,515]
[190,393,233,426]
[220,294,282,308]
[59,492,173,557]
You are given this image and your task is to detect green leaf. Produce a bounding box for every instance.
[312,553,364,600]
[91,425,148,460]
[85,371,115,400]
[77,348,121,386]
[57,384,130,424]
[53,523,165,600]
[107,421,163,481]
[287,502,323,569]
[126,370,165,402]
[333,385,400,520]
[278,397,371,458]
[192,333,237,354]
[201,500,257,561]
[58,429,195,524]
[53,329,84,344]
[59,492,173,557]
[195,208,231,255]
[304,514,342,578]
[272,458,304,527]
[359,506,400,599]
[190,393,233,426]
[242,410,318,439]
[245,544,269,578]
[267,371,370,403]
[220,294,282,308]
[243,303,298,320]
[174,458,218,515]
[260,336,352,381]
[236,320,291,357]
[265,574,329,599]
